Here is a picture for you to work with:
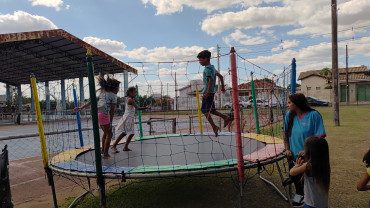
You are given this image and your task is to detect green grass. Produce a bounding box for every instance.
[62,106,370,208]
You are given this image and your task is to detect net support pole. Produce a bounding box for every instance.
[72,83,84,147]
[86,50,106,208]
[229,47,244,201]
[195,81,203,134]
[136,85,143,138]
[251,73,261,134]
[291,58,296,94]
[30,74,58,208]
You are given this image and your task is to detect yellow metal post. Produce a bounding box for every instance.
[195,81,203,134]
[30,74,48,168]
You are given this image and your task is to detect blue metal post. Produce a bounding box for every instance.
[291,58,296,94]
[30,85,35,111]
[61,79,66,111]
[6,84,11,102]
[45,81,50,113]
[17,84,22,113]
[72,83,84,147]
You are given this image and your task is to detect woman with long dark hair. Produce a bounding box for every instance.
[283,93,326,207]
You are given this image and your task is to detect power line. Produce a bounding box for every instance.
[219,23,370,49]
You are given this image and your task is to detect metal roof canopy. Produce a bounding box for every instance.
[0,29,137,85]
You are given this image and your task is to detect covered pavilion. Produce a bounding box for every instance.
[0,29,137,115]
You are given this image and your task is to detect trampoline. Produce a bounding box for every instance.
[50,132,286,179]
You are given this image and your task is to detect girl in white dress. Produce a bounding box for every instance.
[111,87,150,152]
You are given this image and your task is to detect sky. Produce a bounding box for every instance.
[1,0,370,99]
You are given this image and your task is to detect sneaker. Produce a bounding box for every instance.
[292,201,304,208]
[292,194,304,208]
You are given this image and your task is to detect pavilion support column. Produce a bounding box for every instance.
[45,81,51,113]
[30,85,35,111]
[6,83,11,102]
[79,76,85,115]
[17,84,22,113]
[61,79,66,111]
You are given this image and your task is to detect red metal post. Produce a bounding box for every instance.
[230,47,245,184]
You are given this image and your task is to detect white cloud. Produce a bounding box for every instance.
[83,37,127,54]
[114,46,214,62]
[28,0,65,11]
[65,4,70,10]
[201,0,370,36]
[158,67,186,78]
[142,0,280,15]
[202,6,296,35]
[223,29,267,46]
[247,36,370,72]
[0,11,58,33]
[271,40,300,52]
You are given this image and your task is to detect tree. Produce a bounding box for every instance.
[319,67,333,89]
[319,67,331,76]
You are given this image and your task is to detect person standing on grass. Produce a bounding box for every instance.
[283,93,326,207]
[357,149,370,206]
[111,87,150,152]
[197,50,230,136]
[74,74,120,159]
[290,136,330,208]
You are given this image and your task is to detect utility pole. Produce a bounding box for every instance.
[346,45,349,105]
[331,0,340,126]
[175,72,178,110]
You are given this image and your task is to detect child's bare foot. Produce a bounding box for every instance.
[102,154,111,159]
[223,117,231,128]
[122,147,132,151]
[110,146,119,153]
[213,126,219,137]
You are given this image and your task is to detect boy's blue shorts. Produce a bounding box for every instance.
[201,94,215,113]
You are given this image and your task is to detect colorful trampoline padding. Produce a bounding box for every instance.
[51,148,89,164]
[243,144,285,162]
[134,133,190,141]
[50,133,283,174]
[242,133,284,144]
[128,159,240,173]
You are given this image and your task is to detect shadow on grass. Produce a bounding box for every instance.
[62,169,291,208]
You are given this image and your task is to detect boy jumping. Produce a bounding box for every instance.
[197,50,231,136]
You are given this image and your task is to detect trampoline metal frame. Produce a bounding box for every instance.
[50,154,290,205]
[49,154,286,179]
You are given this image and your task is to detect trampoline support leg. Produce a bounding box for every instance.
[68,178,92,208]
[238,181,243,208]
[45,168,58,208]
[275,160,291,202]
[259,174,288,201]
[258,161,289,202]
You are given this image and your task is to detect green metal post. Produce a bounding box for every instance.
[251,73,261,134]
[86,50,106,207]
[136,85,143,138]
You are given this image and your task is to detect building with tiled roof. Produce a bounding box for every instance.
[298,66,370,103]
